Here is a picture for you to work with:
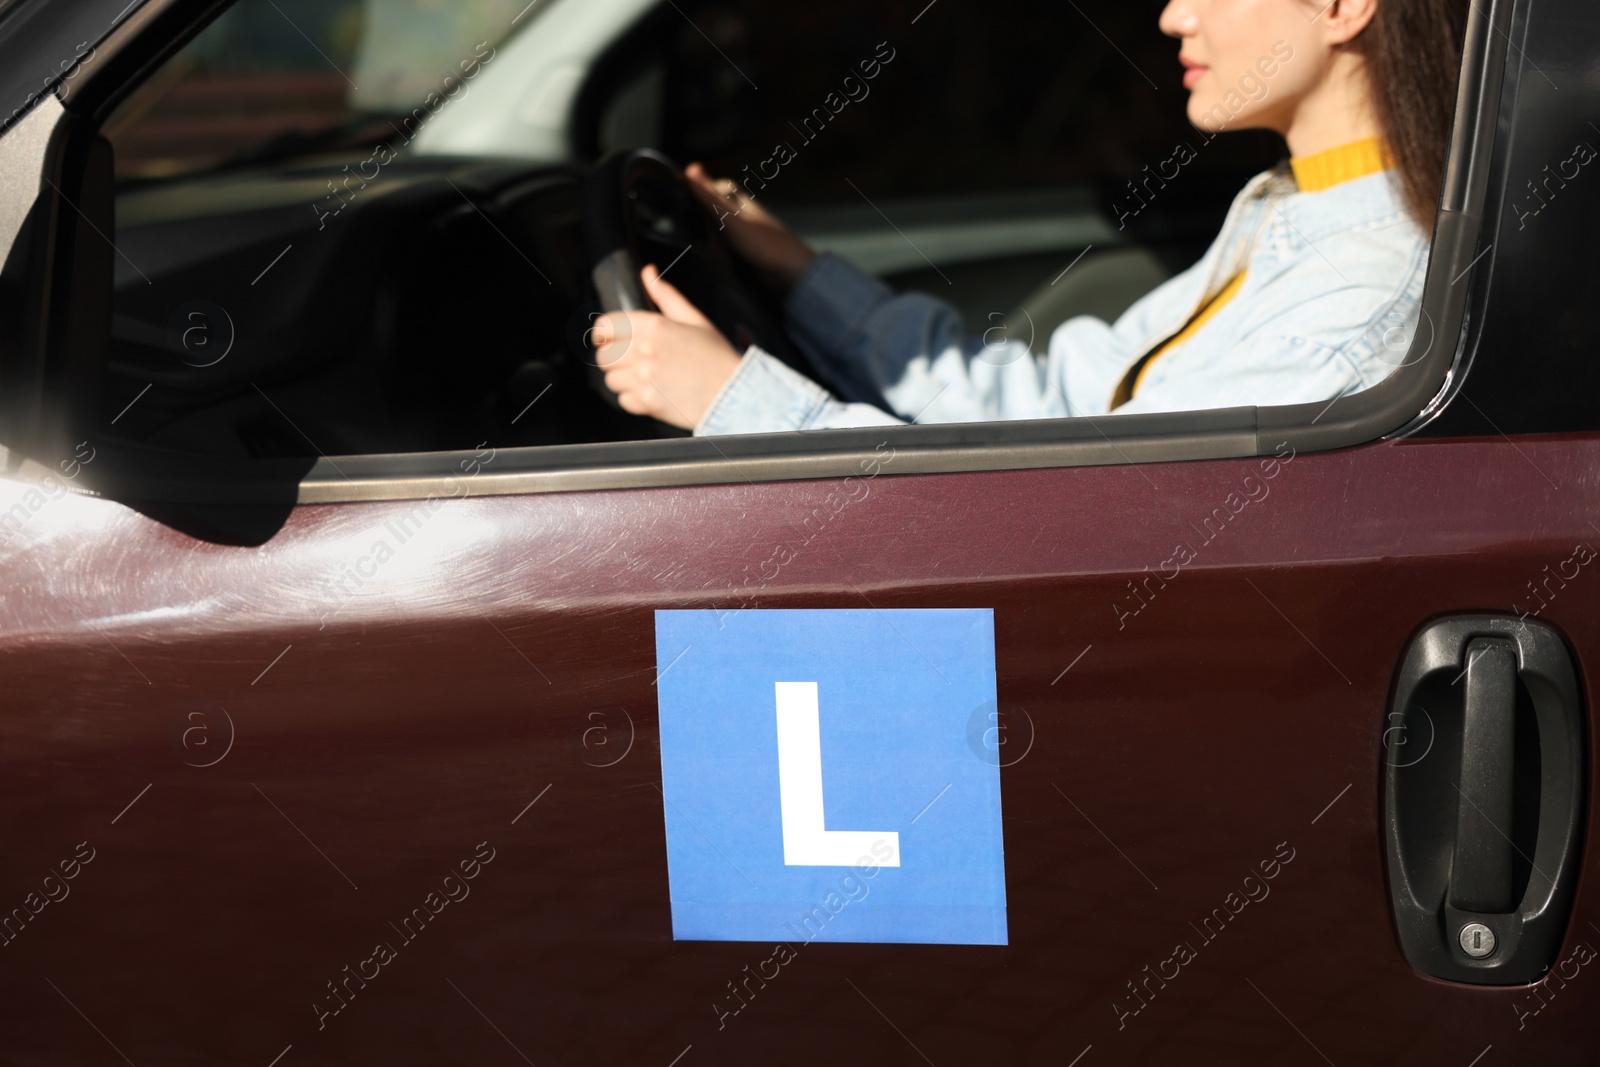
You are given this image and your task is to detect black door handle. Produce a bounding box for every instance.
[1450,638,1518,913]
[1384,617,1584,984]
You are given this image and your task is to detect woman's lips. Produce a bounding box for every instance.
[1182,63,1208,90]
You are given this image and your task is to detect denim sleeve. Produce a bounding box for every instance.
[694,346,906,436]
[782,252,896,371]
[778,251,1072,425]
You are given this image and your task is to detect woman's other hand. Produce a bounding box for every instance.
[593,264,743,430]
[686,162,816,292]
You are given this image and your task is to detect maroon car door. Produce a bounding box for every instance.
[3,423,1595,1067]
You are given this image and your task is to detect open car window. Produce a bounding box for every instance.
[0,0,1505,525]
[85,0,1294,468]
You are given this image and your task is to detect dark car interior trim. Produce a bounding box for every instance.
[0,0,1515,514]
[1412,0,1600,437]
[0,0,146,139]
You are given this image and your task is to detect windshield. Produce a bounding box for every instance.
[107,0,530,178]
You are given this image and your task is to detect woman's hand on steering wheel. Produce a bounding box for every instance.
[593,263,743,430]
[685,162,817,293]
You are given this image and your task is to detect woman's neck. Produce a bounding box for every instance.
[1282,51,1384,158]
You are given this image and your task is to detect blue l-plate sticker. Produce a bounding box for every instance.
[654,608,1007,946]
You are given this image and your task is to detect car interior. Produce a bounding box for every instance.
[94,0,1288,462]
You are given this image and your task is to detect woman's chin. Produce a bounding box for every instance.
[1185,97,1221,130]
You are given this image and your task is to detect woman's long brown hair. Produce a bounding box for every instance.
[1348,0,1472,227]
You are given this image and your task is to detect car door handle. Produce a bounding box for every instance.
[1384,617,1585,984]
[1450,638,1517,913]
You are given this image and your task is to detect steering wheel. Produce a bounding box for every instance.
[582,149,813,409]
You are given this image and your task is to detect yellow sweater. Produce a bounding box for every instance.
[1109,137,1391,409]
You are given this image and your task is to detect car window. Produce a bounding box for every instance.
[91,0,1283,465]
[106,0,529,179]
[10,0,1484,506]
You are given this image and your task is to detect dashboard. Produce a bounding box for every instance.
[106,155,676,460]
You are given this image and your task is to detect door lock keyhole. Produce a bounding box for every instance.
[1459,922,1497,958]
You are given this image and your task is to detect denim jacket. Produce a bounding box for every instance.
[694,165,1430,436]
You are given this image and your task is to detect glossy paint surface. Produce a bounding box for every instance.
[1,430,1594,1065]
